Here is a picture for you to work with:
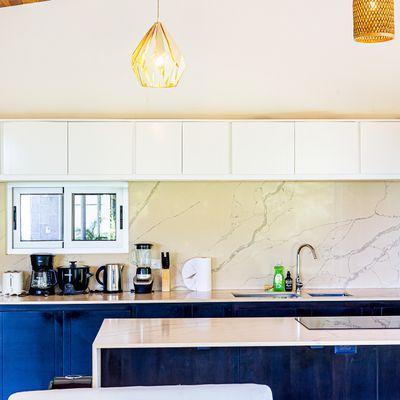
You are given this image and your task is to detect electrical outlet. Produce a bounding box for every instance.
[151,259,161,269]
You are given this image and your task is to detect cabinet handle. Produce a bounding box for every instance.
[13,206,17,230]
[119,206,123,230]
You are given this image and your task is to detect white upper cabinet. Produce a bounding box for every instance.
[183,122,230,175]
[295,122,359,175]
[361,122,400,174]
[2,122,67,175]
[135,122,182,175]
[68,122,134,175]
[232,122,295,175]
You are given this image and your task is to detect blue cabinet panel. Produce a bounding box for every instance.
[64,308,131,376]
[2,311,62,400]
[134,303,192,318]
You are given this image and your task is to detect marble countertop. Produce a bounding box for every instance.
[92,316,400,350]
[3,288,400,305]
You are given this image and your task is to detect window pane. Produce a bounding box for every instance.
[20,194,63,241]
[73,193,117,241]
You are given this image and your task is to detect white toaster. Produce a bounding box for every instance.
[2,271,24,295]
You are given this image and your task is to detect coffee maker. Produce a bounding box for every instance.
[133,243,153,294]
[29,254,58,296]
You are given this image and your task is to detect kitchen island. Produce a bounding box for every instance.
[93,316,400,400]
[3,291,400,400]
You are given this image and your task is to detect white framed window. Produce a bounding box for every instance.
[8,182,129,254]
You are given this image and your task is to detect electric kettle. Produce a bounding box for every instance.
[96,264,124,293]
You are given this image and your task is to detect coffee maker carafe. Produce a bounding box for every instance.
[133,243,153,294]
[29,254,57,296]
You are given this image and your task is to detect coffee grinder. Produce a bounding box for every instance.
[132,243,153,294]
[29,254,58,296]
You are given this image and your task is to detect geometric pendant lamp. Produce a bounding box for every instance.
[353,0,395,43]
[132,0,185,88]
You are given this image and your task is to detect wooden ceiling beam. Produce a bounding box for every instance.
[0,0,49,8]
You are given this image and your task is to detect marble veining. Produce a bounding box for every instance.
[297,316,400,330]
[2,181,400,290]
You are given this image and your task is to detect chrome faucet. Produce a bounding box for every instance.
[296,244,317,294]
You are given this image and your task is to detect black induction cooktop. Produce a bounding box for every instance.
[296,316,400,330]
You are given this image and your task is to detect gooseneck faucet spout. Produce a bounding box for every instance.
[296,244,317,295]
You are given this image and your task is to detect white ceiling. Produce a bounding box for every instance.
[0,0,400,118]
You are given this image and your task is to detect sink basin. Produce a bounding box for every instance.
[307,292,352,297]
[232,292,300,299]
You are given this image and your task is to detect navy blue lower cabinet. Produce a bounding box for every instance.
[233,302,312,317]
[101,345,378,399]
[2,311,63,400]
[0,313,3,400]
[192,303,233,318]
[63,307,132,376]
[241,346,378,400]
[134,303,192,318]
[377,345,400,400]
[100,347,239,387]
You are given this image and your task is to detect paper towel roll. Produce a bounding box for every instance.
[182,257,212,292]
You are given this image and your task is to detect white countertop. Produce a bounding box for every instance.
[93,316,400,350]
[3,288,400,305]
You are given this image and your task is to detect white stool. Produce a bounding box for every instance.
[9,384,273,400]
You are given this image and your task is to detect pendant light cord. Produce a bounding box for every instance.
[156,0,160,21]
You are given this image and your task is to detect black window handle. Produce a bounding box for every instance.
[120,205,123,230]
[13,206,17,230]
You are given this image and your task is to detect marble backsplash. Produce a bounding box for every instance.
[1,181,400,291]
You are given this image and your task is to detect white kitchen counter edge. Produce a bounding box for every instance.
[2,289,400,305]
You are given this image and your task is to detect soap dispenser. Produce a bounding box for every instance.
[273,265,285,292]
[285,271,293,292]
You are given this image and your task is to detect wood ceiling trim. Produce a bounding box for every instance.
[0,0,49,8]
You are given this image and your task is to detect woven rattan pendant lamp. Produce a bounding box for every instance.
[353,0,395,43]
[131,0,185,88]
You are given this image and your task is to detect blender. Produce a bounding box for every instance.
[132,243,153,294]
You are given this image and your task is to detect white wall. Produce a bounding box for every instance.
[0,0,400,118]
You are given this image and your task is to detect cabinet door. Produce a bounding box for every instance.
[102,347,238,387]
[192,303,233,318]
[240,346,377,400]
[2,311,62,400]
[135,122,182,175]
[134,303,192,318]
[183,122,230,175]
[233,302,302,317]
[232,122,294,175]
[68,122,134,175]
[64,308,131,376]
[295,122,359,174]
[361,122,400,174]
[2,122,67,175]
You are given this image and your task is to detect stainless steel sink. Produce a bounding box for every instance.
[307,292,352,297]
[232,292,300,299]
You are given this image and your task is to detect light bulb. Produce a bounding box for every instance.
[155,56,164,67]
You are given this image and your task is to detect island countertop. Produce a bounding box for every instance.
[92,316,400,387]
[3,288,400,305]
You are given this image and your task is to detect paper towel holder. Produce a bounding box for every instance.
[181,257,212,292]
